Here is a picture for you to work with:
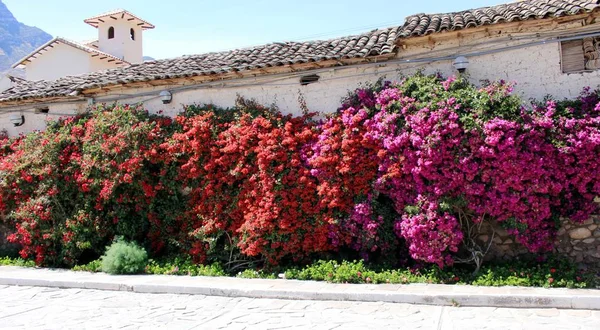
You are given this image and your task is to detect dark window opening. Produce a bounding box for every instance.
[108,26,115,39]
[130,28,135,41]
[561,37,600,73]
[35,107,49,114]
[300,74,320,86]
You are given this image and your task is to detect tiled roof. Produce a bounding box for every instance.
[84,9,155,30]
[1,0,599,104]
[0,79,80,101]
[401,0,600,37]
[11,37,130,68]
[0,27,400,102]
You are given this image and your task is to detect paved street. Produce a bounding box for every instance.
[0,285,598,330]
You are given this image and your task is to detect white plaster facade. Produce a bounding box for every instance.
[0,103,83,137]
[96,20,144,64]
[24,42,122,82]
[73,39,600,118]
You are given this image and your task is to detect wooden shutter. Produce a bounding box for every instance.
[561,40,585,73]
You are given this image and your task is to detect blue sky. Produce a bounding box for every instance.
[4,0,502,59]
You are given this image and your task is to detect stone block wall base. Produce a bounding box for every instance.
[477,216,600,265]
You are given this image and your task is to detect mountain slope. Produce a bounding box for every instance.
[0,1,52,71]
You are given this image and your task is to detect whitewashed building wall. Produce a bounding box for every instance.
[91,39,600,117]
[25,43,118,82]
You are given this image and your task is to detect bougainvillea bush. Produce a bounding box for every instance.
[0,104,183,266]
[310,75,600,267]
[164,100,331,267]
[1,73,600,270]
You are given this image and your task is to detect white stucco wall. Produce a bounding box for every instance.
[394,31,600,102]
[26,43,91,81]
[97,19,143,64]
[92,39,600,118]
[25,43,120,81]
[0,103,83,137]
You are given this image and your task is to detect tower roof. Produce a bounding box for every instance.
[84,9,155,30]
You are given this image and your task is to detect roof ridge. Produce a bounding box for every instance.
[404,0,597,18]
[399,0,600,38]
[83,9,155,29]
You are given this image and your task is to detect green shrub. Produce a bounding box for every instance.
[100,239,148,275]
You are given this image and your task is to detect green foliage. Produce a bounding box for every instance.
[395,74,524,126]
[284,257,598,288]
[72,259,102,272]
[144,257,226,276]
[236,269,277,279]
[284,260,439,284]
[0,257,36,267]
[100,239,148,275]
[68,252,598,289]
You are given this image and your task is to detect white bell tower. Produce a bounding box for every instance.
[84,9,154,64]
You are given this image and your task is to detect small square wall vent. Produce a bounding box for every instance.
[35,107,49,114]
[300,74,320,86]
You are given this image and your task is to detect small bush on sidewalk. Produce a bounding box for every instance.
[101,239,148,275]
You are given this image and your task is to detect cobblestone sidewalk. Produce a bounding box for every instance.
[1,285,599,330]
[1,266,599,310]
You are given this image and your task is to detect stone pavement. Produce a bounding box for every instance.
[1,266,600,310]
[1,285,599,330]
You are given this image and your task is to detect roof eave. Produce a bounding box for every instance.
[0,95,84,108]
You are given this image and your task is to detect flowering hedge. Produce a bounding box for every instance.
[309,76,600,267]
[164,101,330,266]
[1,73,599,269]
[0,105,182,266]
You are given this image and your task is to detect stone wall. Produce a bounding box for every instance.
[478,215,600,265]
[556,216,600,263]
